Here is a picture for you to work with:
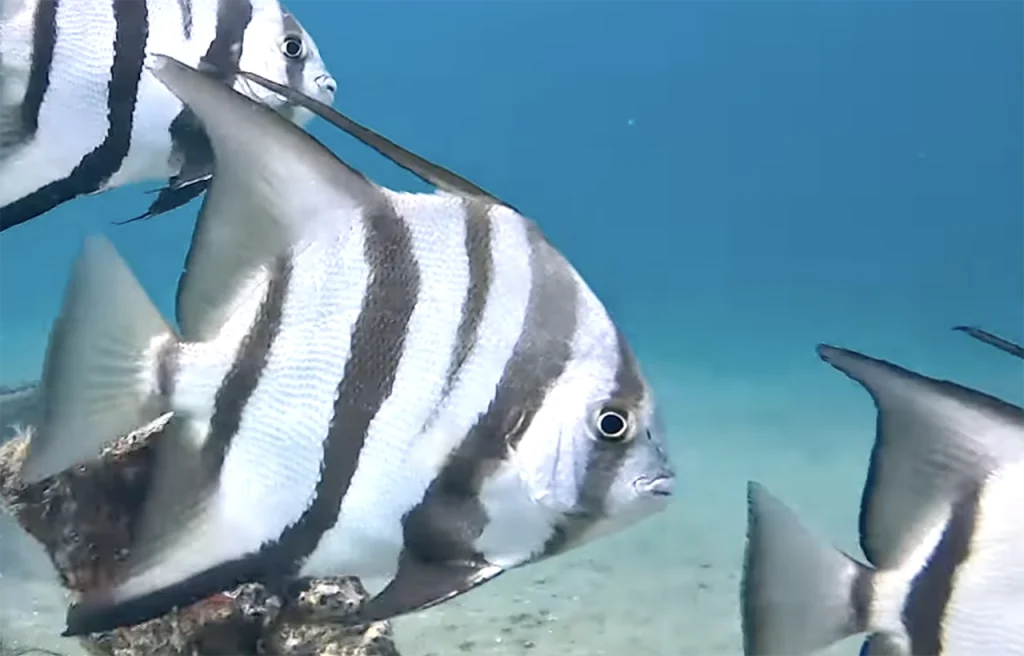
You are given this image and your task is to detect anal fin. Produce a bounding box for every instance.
[345,550,504,625]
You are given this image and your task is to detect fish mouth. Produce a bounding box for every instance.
[315,74,337,98]
[633,475,675,497]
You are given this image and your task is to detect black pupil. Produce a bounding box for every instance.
[599,411,626,437]
[284,38,302,57]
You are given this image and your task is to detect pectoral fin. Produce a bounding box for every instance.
[116,111,214,225]
[116,177,211,226]
[347,551,503,625]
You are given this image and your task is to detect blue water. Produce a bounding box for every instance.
[0,1,1021,654]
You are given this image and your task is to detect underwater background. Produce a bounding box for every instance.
[1,1,1021,654]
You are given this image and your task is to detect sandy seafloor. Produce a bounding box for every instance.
[0,364,879,656]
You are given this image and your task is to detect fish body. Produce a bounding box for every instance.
[0,0,335,230]
[22,55,676,636]
[742,344,1024,656]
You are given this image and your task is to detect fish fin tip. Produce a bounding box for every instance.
[113,212,153,226]
[238,70,512,210]
[859,633,907,656]
[350,554,503,625]
[148,55,378,342]
[953,325,1024,360]
[818,344,1024,567]
[20,236,175,483]
[117,177,210,227]
[741,482,868,656]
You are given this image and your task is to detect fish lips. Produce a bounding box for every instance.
[633,475,675,498]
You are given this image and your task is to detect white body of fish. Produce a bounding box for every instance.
[743,345,1024,656]
[0,0,335,229]
[22,55,677,635]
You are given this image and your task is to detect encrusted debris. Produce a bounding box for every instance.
[0,409,401,656]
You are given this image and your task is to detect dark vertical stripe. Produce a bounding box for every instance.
[280,10,306,90]
[169,0,254,168]
[902,484,981,655]
[176,0,193,39]
[270,200,421,566]
[400,218,579,566]
[3,0,58,151]
[198,0,252,78]
[0,0,147,232]
[418,198,494,435]
[542,328,648,555]
[446,200,493,392]
[203,256,292,469]
[158,0,252,225]
[850,566,874,637]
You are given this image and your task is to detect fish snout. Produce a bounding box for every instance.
[315,74,337,99]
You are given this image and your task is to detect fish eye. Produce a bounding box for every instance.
[281,35,305,60]
[594,406,633,442]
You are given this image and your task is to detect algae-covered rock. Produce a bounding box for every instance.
[0,410,400,656]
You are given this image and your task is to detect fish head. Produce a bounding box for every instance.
[235,7,336,126]
[513,320,676,556]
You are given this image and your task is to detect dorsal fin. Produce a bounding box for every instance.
[237,70,516,212]
[954,325,1024,360]
[816,344,1024,570]
[147,55,386,341]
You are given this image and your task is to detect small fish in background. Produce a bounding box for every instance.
[21,55,676,636]
[0,0,336,231]
[741,343,1024,656]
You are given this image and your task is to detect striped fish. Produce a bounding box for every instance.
[742,343,1024,656]
[0,0,335,231]
[21,55,677,636]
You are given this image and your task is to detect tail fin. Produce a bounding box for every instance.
[741,482,873,656]
[20,236,177,483]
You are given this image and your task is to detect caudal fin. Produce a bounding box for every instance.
[20,236,176,483]
[741,482,872,656]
